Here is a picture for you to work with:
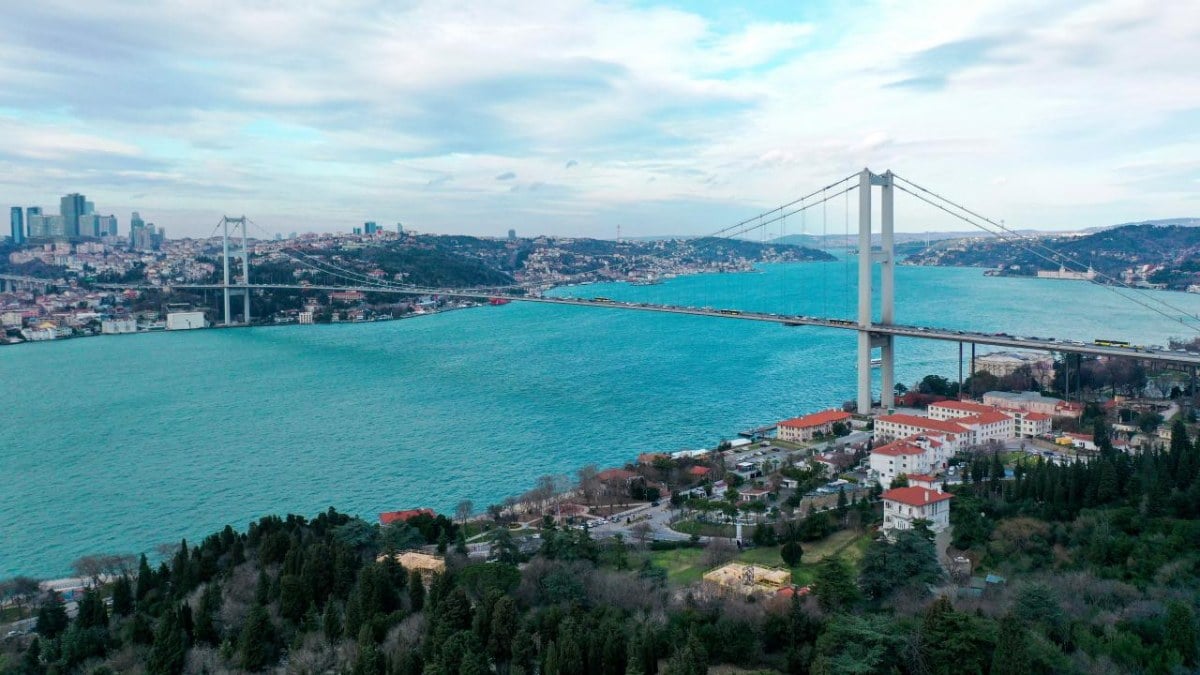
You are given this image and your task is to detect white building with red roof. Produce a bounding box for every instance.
[928,399,1052,439]
[882,486,954,534]
[869,435,951,489]
[874,414,969,446]
[777,409,852,443]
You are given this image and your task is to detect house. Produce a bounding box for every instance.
[812,452,856,476]
[983,391,1081,418]
[1063,432,1097,452]
[379,508,435,526]
[906,474,943,490]
[687,466,713,480]
[780,477,800,490]
[869,435,950,489]
[928,399,1052,439]
[881,486,953,534]
[777,410,852,443]
[739,487,770,502]
[874,414,967,446]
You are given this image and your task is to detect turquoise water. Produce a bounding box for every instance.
[4,260,1200,578]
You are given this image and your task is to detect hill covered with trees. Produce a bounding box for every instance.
[904,223,1200,290]
[2,419,1199,673]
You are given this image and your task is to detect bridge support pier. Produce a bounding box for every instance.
[856,168,896,413]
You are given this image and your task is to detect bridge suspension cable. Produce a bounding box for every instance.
[891,174,1200,333]
[706,172,859,239]
[713,182,859,241]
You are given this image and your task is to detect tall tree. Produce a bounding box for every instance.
[35,590,68,639]
[238,603,278,671]
[991,614,1032,675]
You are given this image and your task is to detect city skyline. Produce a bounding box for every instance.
[1,1,1198,238]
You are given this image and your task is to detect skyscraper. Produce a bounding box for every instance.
[60,193,85,238]
[24,207,43,238]
[10,207,24,245]
[364,221,378,235]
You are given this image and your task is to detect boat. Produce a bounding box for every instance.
[489,297,511,306]
[870,358,882,368]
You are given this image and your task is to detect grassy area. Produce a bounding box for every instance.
[643,529,875,589]
[645,548,708,586]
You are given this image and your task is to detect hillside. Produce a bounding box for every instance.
[903,222,1200,290]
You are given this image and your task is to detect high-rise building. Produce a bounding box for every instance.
[364,221,378,235]
[60,193,86,238]
[10,207,24,245]
[508,229,517,240]
[396,222,404,234]
[25,207,43,238]
[78,214,101,238]
[84,200,95,216]
[98,214,118,237]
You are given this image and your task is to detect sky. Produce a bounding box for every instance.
[1,0,1199,239]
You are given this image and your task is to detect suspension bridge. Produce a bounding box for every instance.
[20,168,1200,412]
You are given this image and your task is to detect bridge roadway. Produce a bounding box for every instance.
[124,282,1200,368]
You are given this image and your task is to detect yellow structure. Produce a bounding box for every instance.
[702,562,791,597]
[376,551,446,580]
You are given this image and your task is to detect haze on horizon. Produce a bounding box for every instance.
[1,0,1197,239]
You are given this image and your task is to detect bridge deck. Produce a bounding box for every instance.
[85,281,1200,368]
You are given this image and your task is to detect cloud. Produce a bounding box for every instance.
[0,0,1197,238]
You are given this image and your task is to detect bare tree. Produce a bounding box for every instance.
[71,555,108,587]
[630,522,653,549]
[703,537,737,568]
[577,464,601,505]
[455,499,474,527]
[0,576,42,619]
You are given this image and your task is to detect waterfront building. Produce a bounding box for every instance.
[776,409,852,442]
[10,206,23,245]
[882,486,953,534]
[165,311,207,330]
[101,318,137,334]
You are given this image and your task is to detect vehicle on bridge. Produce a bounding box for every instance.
[593,297,614,303]
[1094,338,1132,348]
[718,309,742,315]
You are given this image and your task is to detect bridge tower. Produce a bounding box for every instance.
[220,216,251,325]
[856,169,896,414]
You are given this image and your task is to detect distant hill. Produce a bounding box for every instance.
[903,220,1200,291]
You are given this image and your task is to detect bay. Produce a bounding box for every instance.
[3,259,1199,578]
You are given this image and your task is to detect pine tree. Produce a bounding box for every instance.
[135,553,155,603]
[35,590,68,639]
[193,582,221,646]
[111,574,134,617]
[1165,601,1197,667]
[409,570,426,612]
[455,528,469,556]
[238,603,278,671]
[322,600,343,643]
[991,614,1031,675]
[147,606,187,675]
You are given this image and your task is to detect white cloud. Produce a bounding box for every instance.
[0,0,1197,236]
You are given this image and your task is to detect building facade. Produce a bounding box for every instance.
[777,409,852,442]
[9,207,23,245]
[882,486,953,534]
[869,435,951,489]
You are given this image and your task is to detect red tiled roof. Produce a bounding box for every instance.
[882,487,954,507]
[1024,412,1051,421]
[907,473,939,483]
[779,409,851,429]
[876,414,967,435]
[1065,432,1094,442]
[929,400,997,415]
[872,440,926,457]
[380,508,434,525]
[957,411,1013,426]
[597,468,638,482]
[687,466,712,476]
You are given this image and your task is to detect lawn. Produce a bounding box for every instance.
[643,529,875,589]
[671,519,736,539]
[645,547,708,586]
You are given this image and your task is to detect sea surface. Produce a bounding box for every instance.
[4,259,1200,578]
